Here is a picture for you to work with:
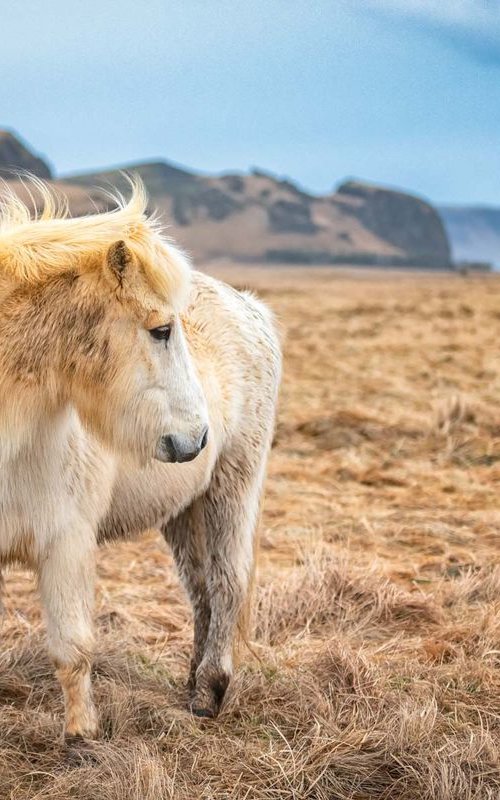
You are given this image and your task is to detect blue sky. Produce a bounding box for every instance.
[1,0,499,205]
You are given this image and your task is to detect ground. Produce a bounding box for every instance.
[1,265,500,799]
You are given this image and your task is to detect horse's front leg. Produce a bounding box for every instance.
[38,526,97,741]
[161,499,211,692]
[191,451,262,718]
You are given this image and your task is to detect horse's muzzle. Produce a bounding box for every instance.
[155,427,209,463]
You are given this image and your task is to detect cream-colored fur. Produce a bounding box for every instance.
[0,179,281,739]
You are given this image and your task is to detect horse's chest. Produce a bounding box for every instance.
[0,451,67,562]
[0,417,114,564]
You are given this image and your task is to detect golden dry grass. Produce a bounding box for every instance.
[2,265,500,799]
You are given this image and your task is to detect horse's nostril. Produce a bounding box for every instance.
[156,428,209,464]
[161,434,178,462]
[200,427,209,451]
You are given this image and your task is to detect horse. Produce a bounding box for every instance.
[0,178,281,740]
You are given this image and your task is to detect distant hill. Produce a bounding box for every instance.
[439,206,500,269]
[0,130,452,268]
[61,165,452,268]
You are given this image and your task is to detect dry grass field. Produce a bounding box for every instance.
[1,265,500,799]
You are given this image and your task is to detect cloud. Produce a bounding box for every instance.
[361,0,500,65]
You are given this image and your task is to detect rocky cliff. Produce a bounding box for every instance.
[0,131,453,268]
[335,181,450,268]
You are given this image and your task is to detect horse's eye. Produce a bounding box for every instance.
[149,325,171,343]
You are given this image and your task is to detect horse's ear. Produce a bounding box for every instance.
[105,240,134,282]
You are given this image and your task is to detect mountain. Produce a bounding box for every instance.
[439,206,500,269]
[62,165,451,268]
[0,130,452,268]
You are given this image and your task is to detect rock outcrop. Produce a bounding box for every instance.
[334,180,451,268]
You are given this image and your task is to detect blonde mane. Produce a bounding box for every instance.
[0,175,190,305]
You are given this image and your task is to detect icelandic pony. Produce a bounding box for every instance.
[0,178,281,740]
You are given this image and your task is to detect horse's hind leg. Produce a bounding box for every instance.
[161,499,211,690]
[191,452,263,718]
[38,528,97,740]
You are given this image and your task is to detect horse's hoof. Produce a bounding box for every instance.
[64,735,99,766]
[191,705,215,719]
[190,669,230,718]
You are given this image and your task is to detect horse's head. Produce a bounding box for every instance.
[74,237,209,465]
[0,178,209,465]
